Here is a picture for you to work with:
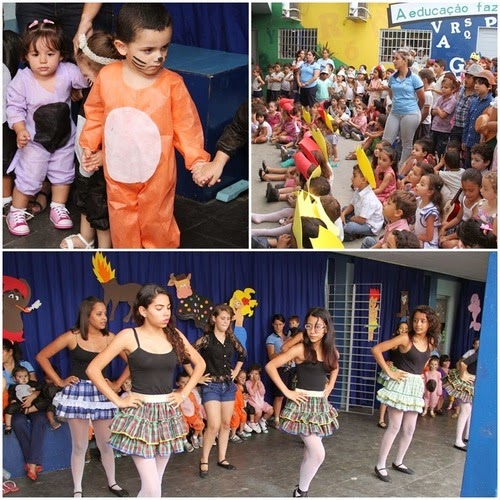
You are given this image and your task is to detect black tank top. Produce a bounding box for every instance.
[296,361,328,391]
[128,328,176,395]
[395,342,431,374]
[70,343,108,380]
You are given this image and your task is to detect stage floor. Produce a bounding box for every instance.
[6,410,466,497]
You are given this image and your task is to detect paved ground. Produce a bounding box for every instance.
[251,131,368,249]
[6,410,466,497]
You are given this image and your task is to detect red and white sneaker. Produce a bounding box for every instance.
[49,205,73,229]
[6,208,30,236]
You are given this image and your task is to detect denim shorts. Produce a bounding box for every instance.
[201,381,237,403]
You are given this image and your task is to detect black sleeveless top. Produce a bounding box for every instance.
[128,328,177,395]
[394,342,431,374]
[70,343,108,380]
[296,361,328,391]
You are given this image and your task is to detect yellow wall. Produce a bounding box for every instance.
[299,2,396,68]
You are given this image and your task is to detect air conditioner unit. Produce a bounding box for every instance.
[282,7,301,22]
[347,2,370,22]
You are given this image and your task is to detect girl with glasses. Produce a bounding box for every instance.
[266,307,339,497]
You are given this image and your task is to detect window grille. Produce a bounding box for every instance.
[379,29,432,66]
[278,28,318,60]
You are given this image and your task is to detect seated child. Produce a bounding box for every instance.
[4,366,43,434]
[382,229,421,248]
[413,173,444,248]
[229,369,253,442]
[177,371,205,451]
[475,171,497,236]
[345,114,386,160]
[456,217,497,248]
[266,101,281,131]
[341,165,384,242]
[341,102,367,140]
[439,168,482,248]
[399,138,435,177]
[361,190,417,248]
[245,364,274,433]
[434,150,464,204]
[251,111,272,144]
[398,161,434,192]
[373,145,398,203]
[470,143,493,177]
[265,169,301,202]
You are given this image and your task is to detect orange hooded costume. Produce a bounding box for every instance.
[79,62,210,248]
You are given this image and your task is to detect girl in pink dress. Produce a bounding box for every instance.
[422,356,442,417]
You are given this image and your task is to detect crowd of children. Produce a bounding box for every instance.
[252,49,497,249]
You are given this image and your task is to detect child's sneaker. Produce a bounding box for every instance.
[191,436,200,449]
[229,434,242,443]
[239,430,252,439]
[249,421,262,433]
[259,419,268,433]
[49,204,73,229]
[243,423,253,434]
[6,208,30,236]
[183,439,194,453]
[236,431,248,440]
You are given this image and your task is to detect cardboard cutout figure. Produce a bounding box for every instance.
[367,288,381,341]
[396,291,409,318]
[92,252,142,322]
[468,293,482,331]
[167,273,214,329]
[229,288,258,349]
[3,276,42,342]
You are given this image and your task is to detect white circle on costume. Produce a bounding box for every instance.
[104,107,161,183]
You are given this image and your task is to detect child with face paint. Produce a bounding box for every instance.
[80,4,210,248]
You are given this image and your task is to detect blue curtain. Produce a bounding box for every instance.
[3,251,328,383]
[167,3,248,54]
[450,279,485,364]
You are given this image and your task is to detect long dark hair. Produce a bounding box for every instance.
[302,307,338,372]
[204,304,245,357]
[73,297,109,341]
[408,305,441,349]
[2,338,22,364]
[133,284,188,363]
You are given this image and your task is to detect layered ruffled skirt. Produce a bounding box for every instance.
[54,379,117,420]
[109,401,188,458]
[280,390,339,437]
[442,369,475,403]
[376,373,424,413]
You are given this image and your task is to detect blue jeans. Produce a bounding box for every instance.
[201,381,237,403]
[343,212,376,239]
[383,110,421,167]
[12,412,48,465]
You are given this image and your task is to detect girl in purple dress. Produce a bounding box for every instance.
[5,20,87,237]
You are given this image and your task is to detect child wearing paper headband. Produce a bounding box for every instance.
[60,31,122,249]
[5,19,88,237]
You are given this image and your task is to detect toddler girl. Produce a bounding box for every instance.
[266,101,281,131]
[60,31,122,249]
[430,77,458,158]
[6,20,88,236]
[373,145,397,203]
[414,173,443,248]
[475,171,497,236]
[271,105,300,145]
[422,356,442,417]
[245,364,274,433]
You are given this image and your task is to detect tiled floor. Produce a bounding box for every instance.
[6,411,466,497]
[2,193,249,249]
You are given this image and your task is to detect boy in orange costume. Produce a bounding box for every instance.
[80,4,210,248]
